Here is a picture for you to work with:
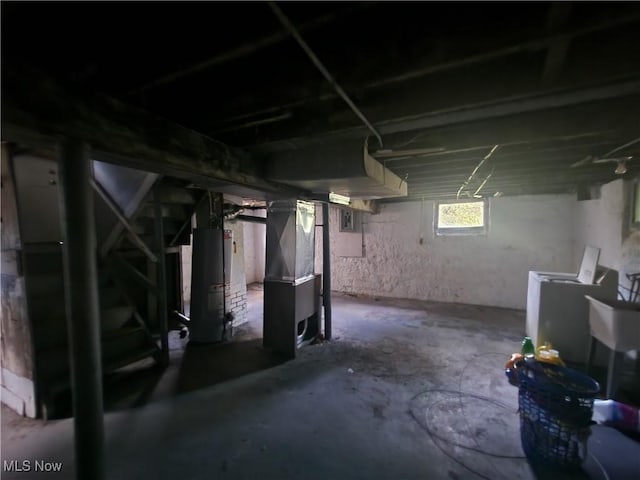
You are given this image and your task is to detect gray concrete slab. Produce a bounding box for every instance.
[2,288,638,479]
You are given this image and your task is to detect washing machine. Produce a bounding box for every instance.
[526,246,618,365]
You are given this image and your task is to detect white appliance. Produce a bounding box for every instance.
[526,246,619,364]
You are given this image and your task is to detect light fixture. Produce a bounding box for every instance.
[615,161,627,175]
[329,192,350,206]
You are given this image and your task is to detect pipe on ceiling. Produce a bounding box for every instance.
[236,214,267,224]
[268,1,384,148]
[219,12,640,127]
[128,7,358,96]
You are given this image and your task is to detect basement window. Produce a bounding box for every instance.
[434,200,488,236]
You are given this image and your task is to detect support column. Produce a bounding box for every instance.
[59,139,104,480]
[322,203,332,340]
[154,186,170,366]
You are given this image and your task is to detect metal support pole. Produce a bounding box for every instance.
[322,203,332,340]
[154,186,170,366]
[58,139,104,480]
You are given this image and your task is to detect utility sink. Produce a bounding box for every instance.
[585,295,640,398]
[585,296,640,352]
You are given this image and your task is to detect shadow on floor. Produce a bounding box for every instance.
[48,361,167,418]
[47,338,288,418]
[103,362,167,411]
[562,355,640,407]
[174,337,288,395]
[527,461,590,480]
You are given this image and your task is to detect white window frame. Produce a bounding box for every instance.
[434,199,489,236]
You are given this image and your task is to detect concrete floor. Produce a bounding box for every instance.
[2,284,639,479]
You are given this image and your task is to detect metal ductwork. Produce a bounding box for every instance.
[263,200,321,358]
[265,200,316,283]
[264,138,408,200]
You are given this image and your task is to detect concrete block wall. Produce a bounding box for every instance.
[226,289,248,323]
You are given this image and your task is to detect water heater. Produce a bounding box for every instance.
[189,228,225,343]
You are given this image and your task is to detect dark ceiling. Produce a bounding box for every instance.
[3,1,640,201]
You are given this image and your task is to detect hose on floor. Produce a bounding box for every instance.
[408,352,525,480]
[408,351,610,480]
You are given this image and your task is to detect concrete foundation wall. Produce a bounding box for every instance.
[575,179,640,297]
[324,195,576,310]
[574,180,625,272]
[181,242,192,310]
[1,146,37,417]
[243,220,257,284]
[254,221,266,283]
[242,210,266,284]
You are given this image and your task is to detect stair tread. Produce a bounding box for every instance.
[99,286,123,309]
[103,346,158,373]
[101,305,135,331]
[132,217,181,235]
[154,186,197,204]
[40,344,158,390]
[37,325,146,350]
[138,204,190,220]
[26,273,65,295]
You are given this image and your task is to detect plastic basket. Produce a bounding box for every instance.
[516,359,600,469]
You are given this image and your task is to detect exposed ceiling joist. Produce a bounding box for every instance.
[1,65,302,200]
[250,79,640,153]
[3,2,640,202]
[128,5,365,96]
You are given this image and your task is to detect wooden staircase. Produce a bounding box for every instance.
[25,247,159,418]
[19,157,203,418]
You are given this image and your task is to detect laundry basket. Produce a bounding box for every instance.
[516,358,600,469]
